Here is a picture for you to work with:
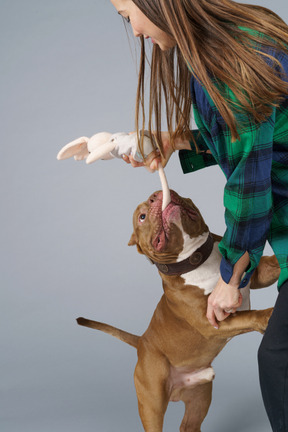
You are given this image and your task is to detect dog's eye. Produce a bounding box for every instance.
[139,214,146,223]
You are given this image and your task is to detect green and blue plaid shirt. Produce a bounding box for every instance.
[179,40,288,289]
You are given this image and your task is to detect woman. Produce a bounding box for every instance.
[110,1,288,430]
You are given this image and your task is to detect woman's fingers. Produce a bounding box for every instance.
[122,154,144,167]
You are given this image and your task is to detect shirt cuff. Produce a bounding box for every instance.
[220,256,254,288]
[179,149,217,174]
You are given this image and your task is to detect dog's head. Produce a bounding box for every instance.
[128,190,208,264]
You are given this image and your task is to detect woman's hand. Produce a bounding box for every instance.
[206,252,249,328]
[206,276,242,329]
[122,132,191,171]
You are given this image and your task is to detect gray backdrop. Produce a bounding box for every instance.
[1,1,286,431]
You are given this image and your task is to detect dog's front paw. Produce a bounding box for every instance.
[256,308,273,334]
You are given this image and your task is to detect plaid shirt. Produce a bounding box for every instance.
[179,40,288,289]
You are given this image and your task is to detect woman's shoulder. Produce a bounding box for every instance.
[238,26,288,58]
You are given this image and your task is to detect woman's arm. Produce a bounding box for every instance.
[205,109,275,326]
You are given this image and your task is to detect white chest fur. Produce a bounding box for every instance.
[177,229,250,311]
[182,242,222,295]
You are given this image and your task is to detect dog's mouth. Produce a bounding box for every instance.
[149,190,199,252]
[131,190,206,264]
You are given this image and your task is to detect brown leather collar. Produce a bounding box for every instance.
[152,233,214,276]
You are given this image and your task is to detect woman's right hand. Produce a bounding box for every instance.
[122,132,191,171]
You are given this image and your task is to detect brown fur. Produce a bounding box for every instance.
[78,190,280,431]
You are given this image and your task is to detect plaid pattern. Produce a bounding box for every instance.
[179,41,288,289]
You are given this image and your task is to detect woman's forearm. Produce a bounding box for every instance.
[229,251,250,288]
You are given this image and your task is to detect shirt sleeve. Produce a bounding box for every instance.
[216,111,275,288]
[179,129,217,174]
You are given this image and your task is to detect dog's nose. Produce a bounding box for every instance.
[148,191,162,204]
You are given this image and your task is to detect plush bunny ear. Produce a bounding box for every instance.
[86,140,116,164]
[86,132,114,161]
[57,137,89,161]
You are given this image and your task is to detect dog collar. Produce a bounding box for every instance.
[152,233,214,276]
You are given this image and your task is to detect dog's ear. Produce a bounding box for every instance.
[128,233,137,246]
[128,233,144,255]
[136,244,144,255]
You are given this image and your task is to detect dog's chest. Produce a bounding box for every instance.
[180,242,251,311]
[181,243,221,295]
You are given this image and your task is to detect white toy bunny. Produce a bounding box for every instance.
[57,131,171,211]
[57,131,156,164]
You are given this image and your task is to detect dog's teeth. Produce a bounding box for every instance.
[158,165,171,211]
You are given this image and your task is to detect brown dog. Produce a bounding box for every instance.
[77,190,279,432]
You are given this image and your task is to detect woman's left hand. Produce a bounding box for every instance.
[206,276,242,328]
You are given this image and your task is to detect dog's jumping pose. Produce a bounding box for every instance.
[78,190,279,432]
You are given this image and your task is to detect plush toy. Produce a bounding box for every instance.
[57,131,171,211]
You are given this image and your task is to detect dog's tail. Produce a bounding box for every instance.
[76,317,139,348]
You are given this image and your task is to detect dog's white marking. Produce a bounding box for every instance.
[237,284,251,311]
[177,230,210,263]
[172,366,215,387]
[182,243,251,310]
[169,366,215,401]
[182,242,222,295]
[175,222,251,309]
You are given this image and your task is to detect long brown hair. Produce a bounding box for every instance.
[132,0,288,151]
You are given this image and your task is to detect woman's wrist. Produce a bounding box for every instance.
[228,252,250,288]
[174,137,191,151]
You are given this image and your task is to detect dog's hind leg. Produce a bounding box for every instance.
[134,348,170,432]
[180,382,213,432]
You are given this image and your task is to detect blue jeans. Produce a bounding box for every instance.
[258,280,288,431]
